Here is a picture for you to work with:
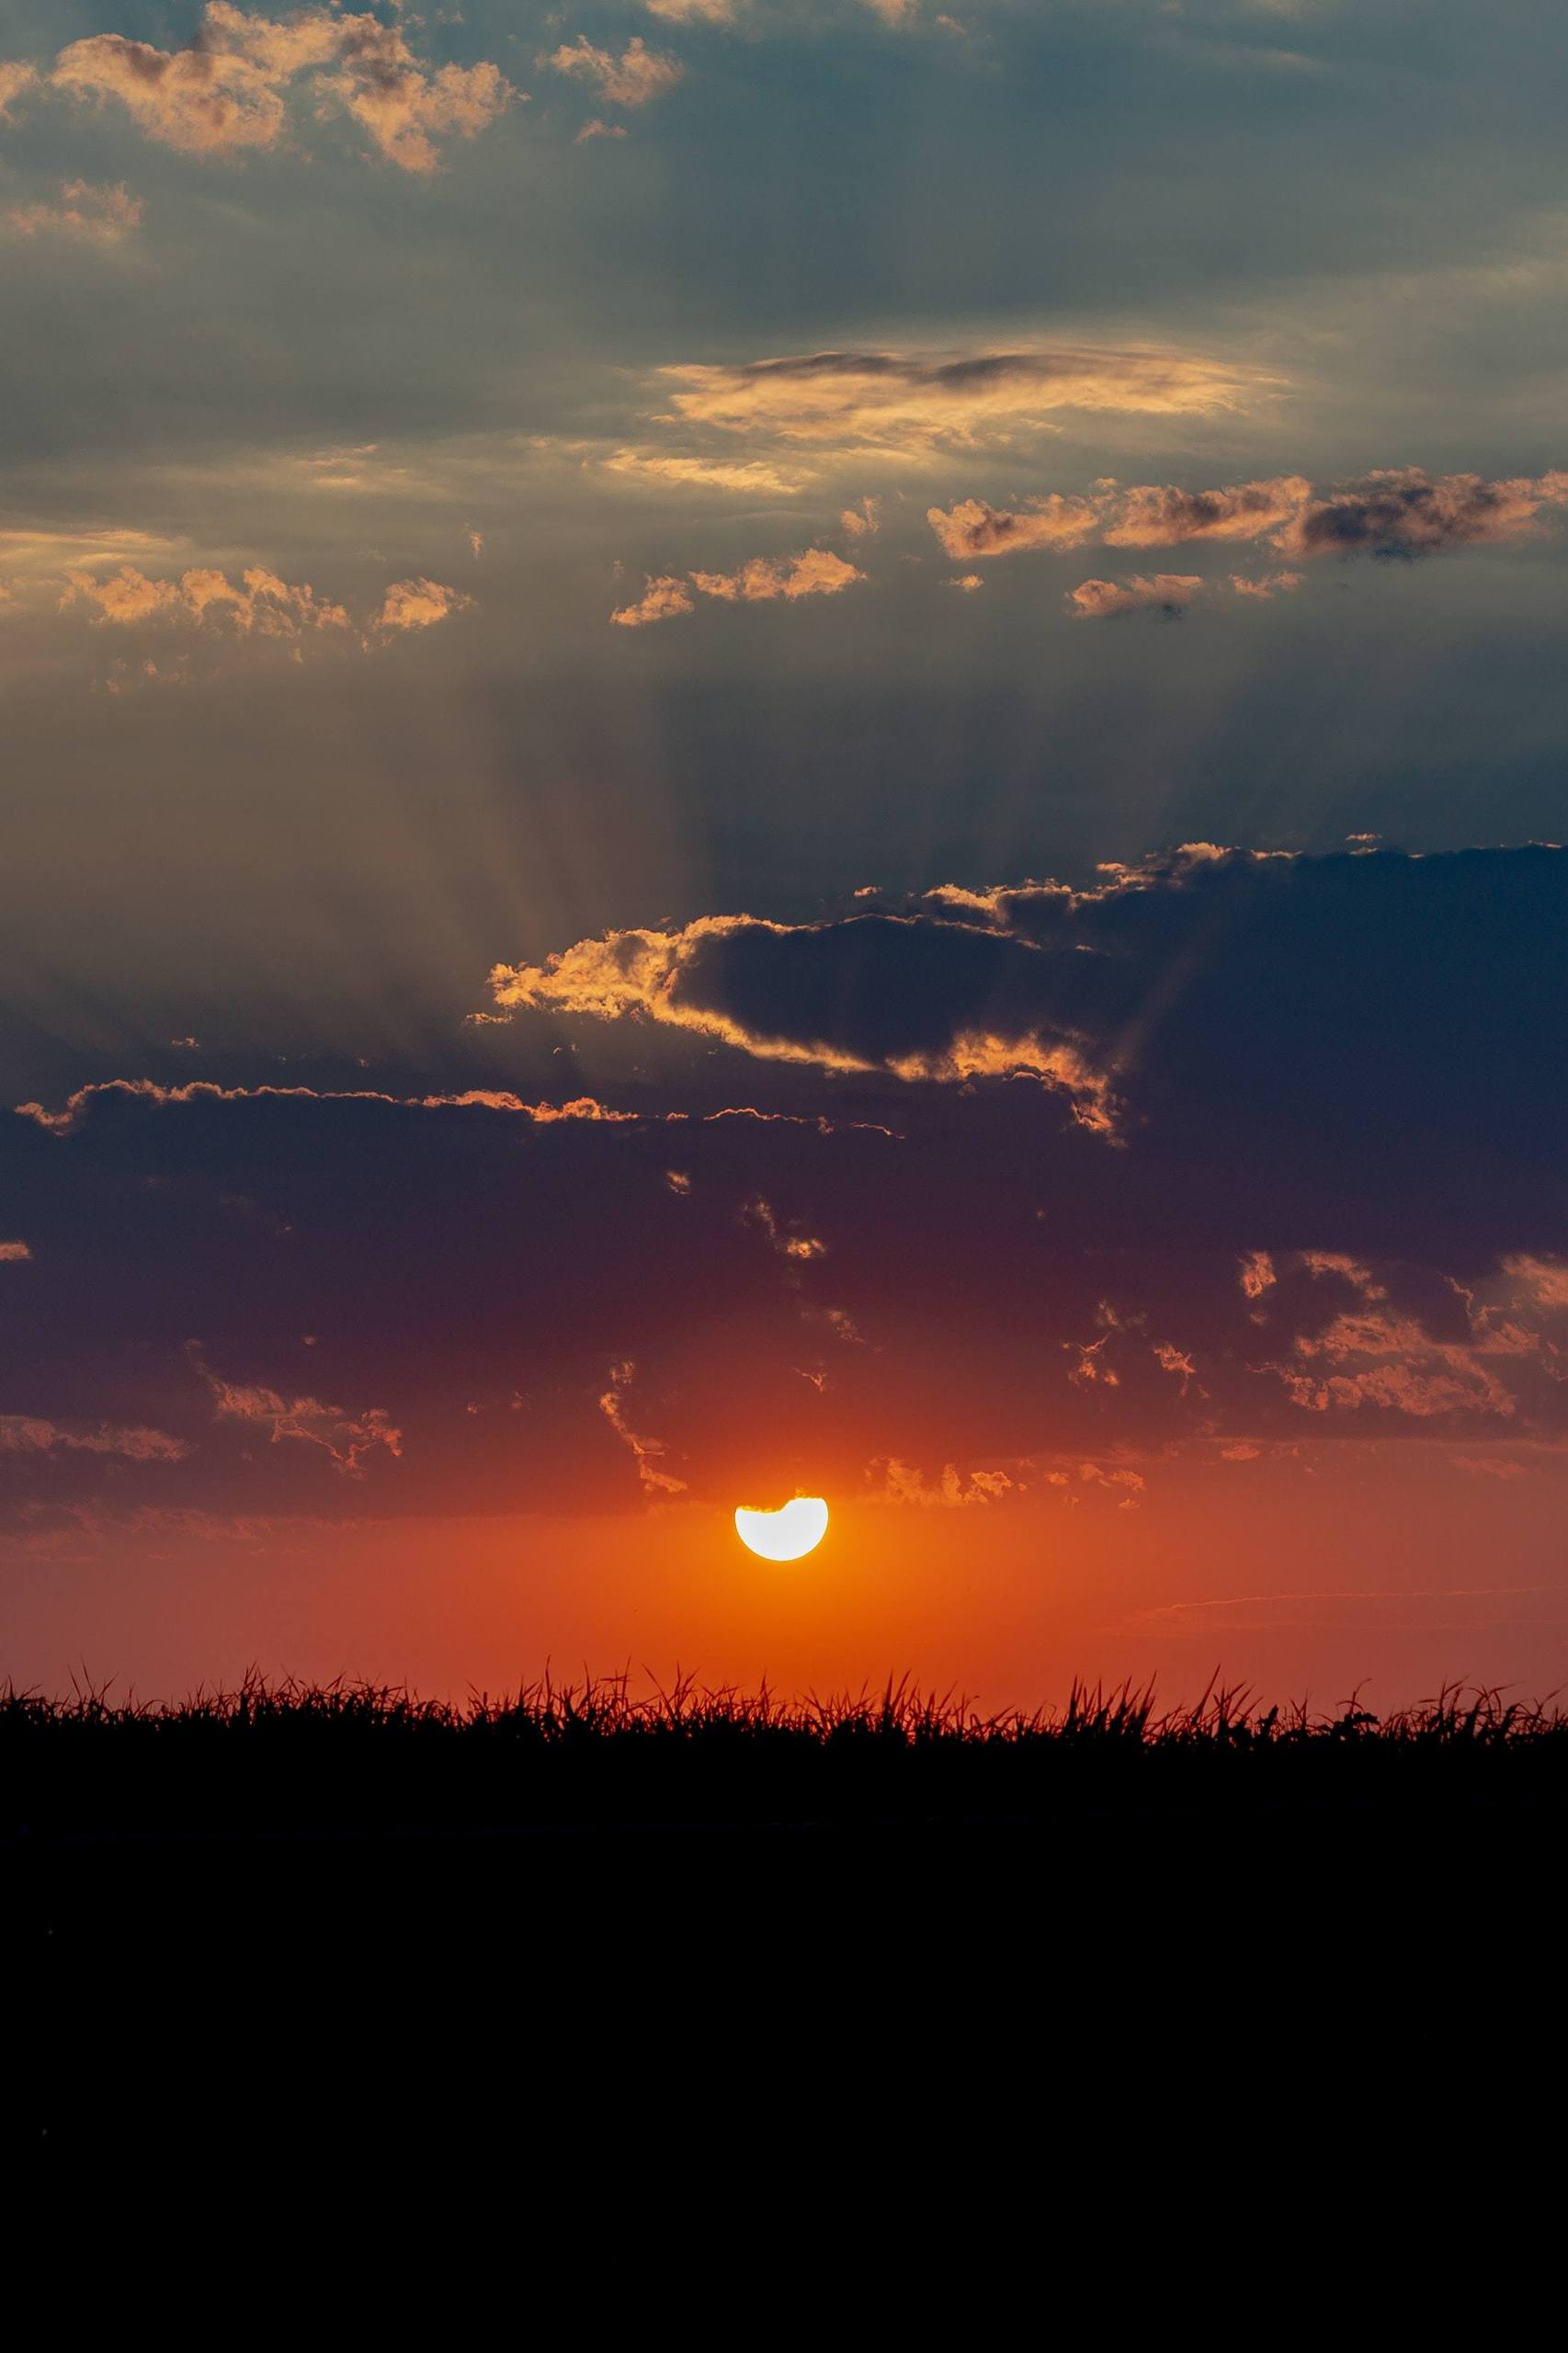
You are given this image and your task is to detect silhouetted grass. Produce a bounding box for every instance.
[5,1670,1565,1834]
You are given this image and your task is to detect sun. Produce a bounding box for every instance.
[734,1495,829,1562]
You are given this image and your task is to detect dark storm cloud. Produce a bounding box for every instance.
[1280,471,1568,561]
[493,847,1568,1240]
[6,848,1568,1529]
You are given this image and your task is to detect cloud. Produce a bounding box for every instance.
[55,564,472,653]
[5,179,144,244]
[1502,1256,1568,1310]
[51,6,514,173]
[18,851,1568,1528]
[927,494,1103,559]
[1231,570,1301,598]
[0,62,37,119]
[611,574,696,628]
[575,117,627,143]
[0,1414,188,1461]
[0,1241,33,1262]
[598,1359,687,1495]
[370,577,472,633]
[324,16,515,173]
[1277,469,1568,561]
[655,345,1269,453]
[644,0,736,19]
[611,550,863,625]
[603,449,806,496]
[1102,475,1312,547]
[485,847,1568,1233]
[869,1458,1014,1506]
[841,496,881,538]
[53,23,304,156]
[549,36,683,109]
[689,549,864,603]
[1069,574,1202,619]
[489,908,1114,1120]
[923,469,1567,573]
[14,1079,641,1139]
[194,1350,401,1475]
[62,563,351,637]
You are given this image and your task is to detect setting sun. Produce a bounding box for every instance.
[733,1497,830,1563]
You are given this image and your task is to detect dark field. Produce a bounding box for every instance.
[16,1675,1562,2170]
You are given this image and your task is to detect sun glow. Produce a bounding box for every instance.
[733,1495,830,1562]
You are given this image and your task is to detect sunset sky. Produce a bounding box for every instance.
[4,1,1567,1706]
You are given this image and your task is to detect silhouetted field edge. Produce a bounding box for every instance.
[6,1671,1567,1832]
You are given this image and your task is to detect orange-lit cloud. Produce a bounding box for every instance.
[611,574,696,628]
[841,496,881,538]
[927,494,1104,558]
[689,548,864,602]
[612,549,864,624]
[5,179,142,244]
[603,449,806,496]
[1231,570,1301,597]
[1102,474,1312,546]
[0,1241,34,1261]
[869,1458,1014,1506]
[51,6,514,173]
[923,468,1567,575]
[13,1079,641,1139]
[62,562,352,636]
[644,0,736,19]
[549,36,683,108]
[0,62,37,119]
[1276,468,1568,560]
[194,1350,401,1474]
[0,1414,188,1461]
[744,1196,827,1261]
[55,563,472,655]
[488,911,1114,1121]
[655,345,1269,453]
[598,1359,687,1495]
[1069,573,1202,619]
[1502,1256,1568,1309]
[370,577,472,633]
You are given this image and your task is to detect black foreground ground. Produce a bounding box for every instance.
[12,1677,1564,2174]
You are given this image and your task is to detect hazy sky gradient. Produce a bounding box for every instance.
[4,2,1566,1700]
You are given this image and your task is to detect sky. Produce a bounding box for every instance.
[3,0,1567,1707]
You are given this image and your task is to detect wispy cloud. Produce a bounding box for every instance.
[5,179,143,244]
[1068,573,1202,619]
[194,1349,402,1475]
[655,344,1270,455]
[603,449,807,496]
[598,1359,687,1495]
[0,1413,188,1461]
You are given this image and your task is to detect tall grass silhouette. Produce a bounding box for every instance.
[6,1671,1564,1833]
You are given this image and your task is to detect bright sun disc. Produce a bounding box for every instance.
[734,1495,829,1562]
